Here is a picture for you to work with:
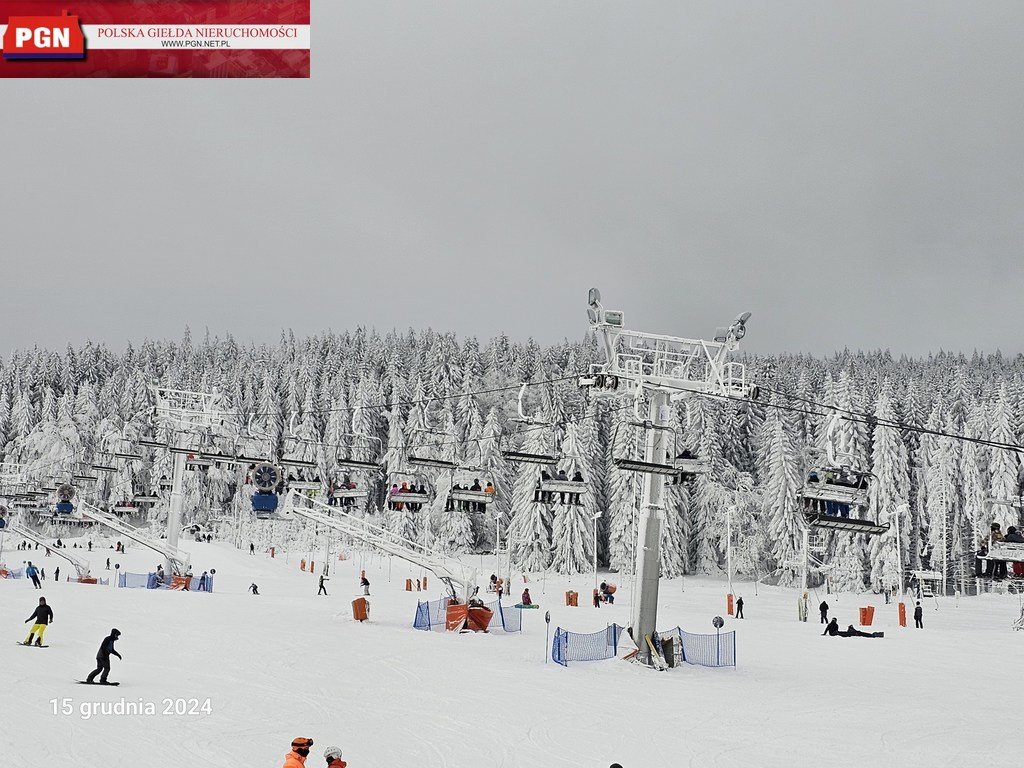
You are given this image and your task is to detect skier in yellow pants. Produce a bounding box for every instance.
[23,597,53,646]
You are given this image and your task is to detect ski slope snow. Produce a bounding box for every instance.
[0,532,1019,767]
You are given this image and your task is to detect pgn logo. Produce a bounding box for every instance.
[2,10,86,60]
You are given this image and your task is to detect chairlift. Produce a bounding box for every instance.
[797,421,883,535]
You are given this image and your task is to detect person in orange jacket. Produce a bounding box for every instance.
[323,745,347,768]
[284,737,314,768]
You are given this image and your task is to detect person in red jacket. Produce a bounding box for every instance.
[283,737,313,768]
[323,745,347,767]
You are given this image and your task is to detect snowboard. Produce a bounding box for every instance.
[16,642,48,648]
[76,680,120,686]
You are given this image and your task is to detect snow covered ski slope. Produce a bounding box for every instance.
[1,535,1020,767]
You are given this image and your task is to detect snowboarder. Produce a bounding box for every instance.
[735,596,744,619]
[250,583,260,595]
[318,574,328,596]
[819,600,829,624]
[914,601,923,629]
[23,597,53,646]
[521,588,532,606]
[360,575,370,596]
[25,561,41,589]
[323,745,347,768]
[85,628,122,684]
[284,737,314,768]
[822,617,839,636]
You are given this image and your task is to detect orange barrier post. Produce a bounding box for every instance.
[406,578,413,592]
[422,576,427,590]
[300,559,306,572]
[859,606,875,626]
[352,597,369,622]
[310,560,315,573]
[898,602,907,627]
[727,593,734,616]
[270,547,275,558]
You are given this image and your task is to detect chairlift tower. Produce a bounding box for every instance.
[579,288,756,664]
[152,386,235,578]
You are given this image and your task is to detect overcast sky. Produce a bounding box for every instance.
[2,1,1022,356]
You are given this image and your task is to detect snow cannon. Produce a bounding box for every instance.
[55,483,76,514]
[251,462,282,519]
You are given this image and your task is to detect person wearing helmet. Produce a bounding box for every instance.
[323,745,347,768]
[85,628,122,684]
[283,737,314,768]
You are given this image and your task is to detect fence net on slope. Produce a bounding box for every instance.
[117,572,215,592]
[551,624,624,667]
[658,626,736,668]
[413,596,522,633]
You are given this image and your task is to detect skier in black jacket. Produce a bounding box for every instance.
[914,601,924,629]
[86,629,122,684]
[23,597,53,646]
[819,600,829,624]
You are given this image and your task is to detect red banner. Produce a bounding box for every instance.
[0,1,310,77]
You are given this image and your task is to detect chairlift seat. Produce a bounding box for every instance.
[450,489,493,504]
[539,480,587,494]
[133,494,159,504]
[288,480,322,491]
[335,458,381,471]
[391,492,427,504]
[613,457,678,476]
[113,505,137,514]
[672,458,709,476]
[332,488,369,500]
[799,483,867,507]
[981,542,1024,563]
[804,511,888,536]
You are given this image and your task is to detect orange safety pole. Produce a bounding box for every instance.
[727,593,734,616]
[898,602,907,627]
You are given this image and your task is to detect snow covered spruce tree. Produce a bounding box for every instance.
[867,385,910,590]
[758,396,803,583]
[549,420,596,575]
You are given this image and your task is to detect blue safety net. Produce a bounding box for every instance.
[551,624,624,667]
[659,626,736,668]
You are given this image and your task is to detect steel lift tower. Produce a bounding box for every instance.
[579,288,757,664]
[152,387,234,579]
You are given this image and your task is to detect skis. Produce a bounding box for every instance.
[76,680,120,686]
[645,635,669,671]
[15,642,48,648]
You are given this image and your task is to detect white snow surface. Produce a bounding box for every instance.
[0,532,1019,767]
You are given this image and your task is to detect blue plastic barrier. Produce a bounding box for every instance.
[413,596,451,630]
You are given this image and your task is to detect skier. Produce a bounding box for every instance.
[822,617,839,636]
[318,574,328,596]
[197,571,209,592]
[323,745,347,768]
[521,588,532,606]
[25,561,41,589]
[54,566,60,583]
[283,737,314,768]
[250,583,260,595]
[85,628,122,684]
[23,597,53,646]
[819,600,829,624]
[88,540,92,552]
[914,601,923,629]
[249,542,255,555]
[735,596,744,619]
[105,557,111,570]
[360,575,370,596]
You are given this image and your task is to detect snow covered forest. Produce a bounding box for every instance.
[3,328,1023,592]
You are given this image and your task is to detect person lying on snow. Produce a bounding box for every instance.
[823,618,883,638]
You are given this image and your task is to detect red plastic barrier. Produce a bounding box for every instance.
[859,606,875,626]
